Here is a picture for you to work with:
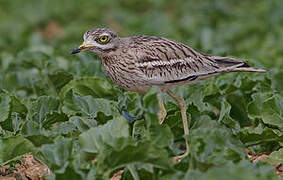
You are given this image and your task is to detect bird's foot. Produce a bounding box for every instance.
[173,150,189,163]
[122,110,143,123]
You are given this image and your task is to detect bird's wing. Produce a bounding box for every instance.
[132,36,244,84]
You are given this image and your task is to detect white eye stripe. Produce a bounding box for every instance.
[83,41,109,50]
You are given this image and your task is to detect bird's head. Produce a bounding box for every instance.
[71,28,119,55]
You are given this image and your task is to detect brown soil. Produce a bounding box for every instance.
[40,20,64,41]
[246,149,283,178]
[0,154,51,180]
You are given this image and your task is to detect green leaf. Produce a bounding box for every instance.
[43,112,68,129]
[248,92,273,119]
[0,136,38,165]
[218,99,240,130]
[180,83,211,111]
[27,96,60,124]
[142,86,159,114]
[40,137,73,173]
[162,160,278,180]
[266,148,283,165]
[0,93,11,125]
[25,135,53,147]
[200,160,278,180]
[238,123,282,146]
[79,116,129,153]
[226,90,250,127]
[53,166,82,180]
[145,113,174,148]
[10,95,28,114]
[59,77,116,100]
[79,115,172,177]
[117,91,143,116]
[262,95,283,130]
[0,92,27,131]
[189,115,245,165]
[48,71,73,93]
[62,91,120,121]
[132,119,146,141]
[96,141,172,177]
[248,92,283,130]
[21,120,41,136]
[69,116,93,131]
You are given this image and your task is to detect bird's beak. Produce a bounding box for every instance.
[71,44,94,54]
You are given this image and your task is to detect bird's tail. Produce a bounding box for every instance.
[207,55,267,73]
[230,67,266,73]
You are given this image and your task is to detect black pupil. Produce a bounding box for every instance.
[102,36,107,41]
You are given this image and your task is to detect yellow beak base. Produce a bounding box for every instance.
[71,44,93,54]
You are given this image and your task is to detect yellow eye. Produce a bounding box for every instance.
[99,35,109,43]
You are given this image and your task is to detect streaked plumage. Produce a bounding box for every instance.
[71,27,266,162]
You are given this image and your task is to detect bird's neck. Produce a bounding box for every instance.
[100,53,118,66]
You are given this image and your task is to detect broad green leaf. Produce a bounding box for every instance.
[188,115,245,165]
[48,71,73,93]
[47,121,77,135]
[22,120,41,136]
[163,107,183,138]
[43,112,68,128]
[0,136,38,165]
[248,92,273,119]
[59,77,116,100]
[10,95,28,114]
[69,116,90,131]
[118,91,143,116]
[218,99,240,130]
[0,93,11,123]
[27,96,60,124]
[147,124,174,148]
[200,160,278,180]
[62,91,120,121]
[0,92,27,131]
[142,86,160,115]
[17,50,50,69]
[53,166,82,180]
[144,113,174,148]
[248,92,283,130]
[25,135,53,147]
[265,148,283,165]
[262,95,283,130]
[163,160,278,180]
[96,141,172,177]
[132,119,146,141]
[238,123,282,146]
[226,90,250,127]
[179,83,211,111]
[79,116,129,153]
[40,137,73,173]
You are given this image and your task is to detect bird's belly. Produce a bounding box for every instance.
[102,64,150,94]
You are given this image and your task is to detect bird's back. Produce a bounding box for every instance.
[123,35,264,88]
[100,35,265,93]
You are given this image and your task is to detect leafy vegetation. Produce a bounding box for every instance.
[0,0,282,179]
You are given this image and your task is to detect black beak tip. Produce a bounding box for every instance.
[71,48,80,54]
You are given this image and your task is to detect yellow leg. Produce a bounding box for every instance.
[157,92,167,124]
[167,90,190,162]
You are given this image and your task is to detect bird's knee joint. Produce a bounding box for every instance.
[177,98,186,108]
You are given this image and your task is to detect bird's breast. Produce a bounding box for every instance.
[100,55,150,93]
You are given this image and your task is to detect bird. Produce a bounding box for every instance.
[71,27,266,162]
